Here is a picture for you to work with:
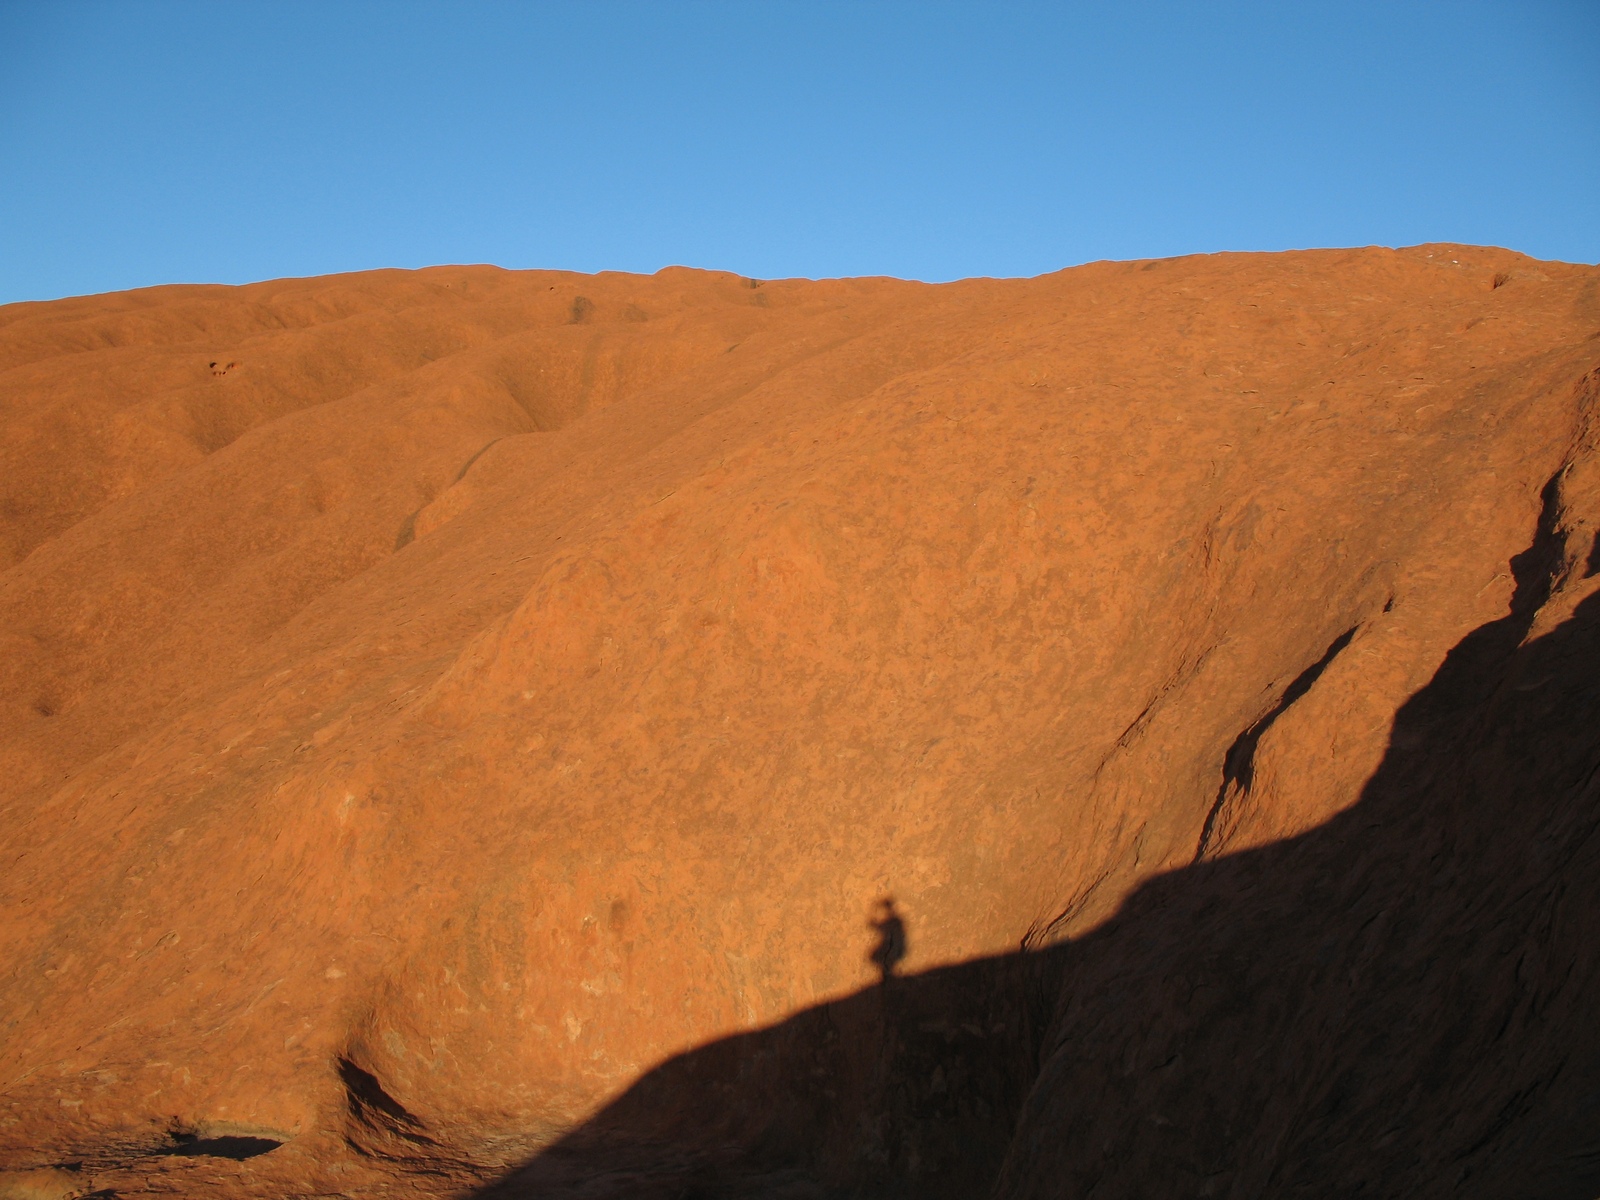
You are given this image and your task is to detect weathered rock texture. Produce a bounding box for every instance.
[2,248,1598,1198]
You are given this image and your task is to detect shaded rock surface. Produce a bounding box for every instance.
[1,248,1598,1197]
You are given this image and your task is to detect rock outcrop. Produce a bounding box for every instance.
[2,248,1597,1197]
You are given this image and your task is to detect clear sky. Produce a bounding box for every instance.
[2,1,1596,304]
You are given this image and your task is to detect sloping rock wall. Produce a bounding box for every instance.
[1,247,1596,1197]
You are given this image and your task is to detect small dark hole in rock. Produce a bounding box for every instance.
[34,698,56,717]
[164,1133,284,1160]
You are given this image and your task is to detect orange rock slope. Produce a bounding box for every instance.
[2,248,1599,1198]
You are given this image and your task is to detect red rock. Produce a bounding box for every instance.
[2,248,1598,1196]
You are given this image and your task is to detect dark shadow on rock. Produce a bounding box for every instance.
[472,485,1600,1199]
[161,1132,283,1160]
[868,897,908,981]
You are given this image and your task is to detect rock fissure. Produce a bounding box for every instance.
[1194,623,1361,863]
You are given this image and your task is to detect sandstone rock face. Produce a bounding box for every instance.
[2,249,1598,1197]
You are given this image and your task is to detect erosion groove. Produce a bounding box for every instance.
[1194,623,1360,863]
[338,1058,437,1152]
[2,247,1599,1198]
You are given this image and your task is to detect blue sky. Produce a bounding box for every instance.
[1,1,1596,303]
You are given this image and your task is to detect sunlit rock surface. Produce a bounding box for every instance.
[2,248,1598,1197]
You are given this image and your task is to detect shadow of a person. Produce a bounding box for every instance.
[868,897,908,981]
[466,470,1600,1200]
